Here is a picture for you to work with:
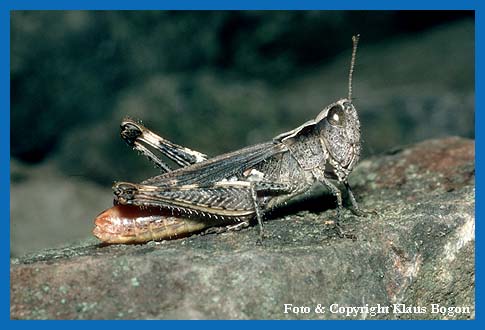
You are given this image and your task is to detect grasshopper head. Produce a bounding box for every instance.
[315,98,361,176]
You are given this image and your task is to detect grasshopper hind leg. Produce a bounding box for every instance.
[120,118,208,171]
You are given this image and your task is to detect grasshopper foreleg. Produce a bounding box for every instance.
[312,168,360,239]
[344,181,377,217]
[315,178,357,240]
[312,167,348,232]
[120,118,208,170]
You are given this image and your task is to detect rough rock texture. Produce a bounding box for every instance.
[10,137,475,320]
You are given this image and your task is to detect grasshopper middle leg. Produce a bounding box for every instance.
[251,181,293,242]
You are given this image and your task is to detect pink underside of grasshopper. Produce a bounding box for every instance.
[93,205,210,244]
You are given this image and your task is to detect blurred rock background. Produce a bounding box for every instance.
[10,11,474,257]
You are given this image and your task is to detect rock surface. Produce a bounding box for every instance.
[10,137,475,320]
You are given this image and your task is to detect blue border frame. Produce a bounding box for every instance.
[3,0,481,328]
[2,0,480,10]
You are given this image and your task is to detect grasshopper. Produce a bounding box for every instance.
[93,35,370,244]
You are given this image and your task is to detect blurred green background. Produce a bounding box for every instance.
[10,11,474,256]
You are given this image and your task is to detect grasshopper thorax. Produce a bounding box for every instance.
[273,97,361,182]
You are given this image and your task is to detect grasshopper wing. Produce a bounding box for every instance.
[141,141,288,187]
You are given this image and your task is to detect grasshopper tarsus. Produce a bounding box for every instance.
[257,223,268,245]
[349,207,378,218]
[201,226,226,236]
[202,221,250,236]
[333,221,357,241]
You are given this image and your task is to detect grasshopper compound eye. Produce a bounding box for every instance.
[327,105,345,126]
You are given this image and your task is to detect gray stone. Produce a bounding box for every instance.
[10,137,474,319]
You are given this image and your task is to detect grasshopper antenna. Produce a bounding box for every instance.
[348,34,360,101]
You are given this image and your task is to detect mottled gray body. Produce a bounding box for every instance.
[110,35,368,241]
[113,98,364,238]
